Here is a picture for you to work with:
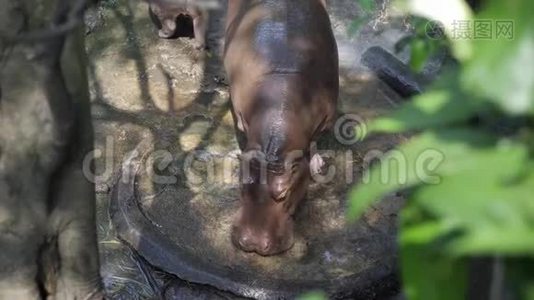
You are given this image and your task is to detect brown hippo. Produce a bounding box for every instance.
[224,0,339,255]
[147,0,208,49]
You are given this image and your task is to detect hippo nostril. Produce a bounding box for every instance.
[238,236,247,247]
[236,232,274,254]
[261,240,271,253]
[253,235,272,253]
[238,235,253,251]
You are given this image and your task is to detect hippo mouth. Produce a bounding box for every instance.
[231,211,296,256]
[233,149,312,255]
[232,170,310,255]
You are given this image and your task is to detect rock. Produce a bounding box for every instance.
[84,7,104,35]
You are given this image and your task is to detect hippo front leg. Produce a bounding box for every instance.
[229,102,248,150]
[192,12,208,49]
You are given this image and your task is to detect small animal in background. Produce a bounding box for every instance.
[147,0,208,49]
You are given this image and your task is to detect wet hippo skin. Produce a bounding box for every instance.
[146,0,208,49]
[224,0,339,256]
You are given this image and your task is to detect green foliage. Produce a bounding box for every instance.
[393,0,474,61]
[297,291,327,300]
[358,0,375,13]
[394,16,450,73]
[462,1,534,115]
[348,0,377,35]
[369,87,481,132]
[401,244,467,300]
[349,0,534,298]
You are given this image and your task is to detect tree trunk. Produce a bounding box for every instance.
[0,0,102,299]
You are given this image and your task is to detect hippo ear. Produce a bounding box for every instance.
[309,153,325,176]
[319,0,327,9]
[237,112,248,133]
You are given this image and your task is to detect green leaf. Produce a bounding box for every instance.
[462,1,534,115]
[400,221,452,246]
[395,35,414,54]
[393,0,474,61]
[297,291,327,300]
[348,18,367,36]
[409,38,430,72]
[348,0,376,36]
[401,244,467,300]
[395,136,533,255]
[358,0,375,13]
[413,171,534,255]
[369,89,480,133]
[348,129,525,221]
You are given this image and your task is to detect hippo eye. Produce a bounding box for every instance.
[272,188,289,202]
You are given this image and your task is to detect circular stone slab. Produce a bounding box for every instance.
[110,93,405,299]
[110,148,402,299]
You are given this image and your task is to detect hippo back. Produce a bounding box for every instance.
[224,0,339,146]
[254,0,337,77]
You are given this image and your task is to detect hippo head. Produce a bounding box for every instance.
[232,129,311,255]
[230,80,325,255]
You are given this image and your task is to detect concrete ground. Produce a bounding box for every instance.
[85,0,410,298]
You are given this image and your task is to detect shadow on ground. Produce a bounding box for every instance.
[87,0,409,299]
[87,0,236,298]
